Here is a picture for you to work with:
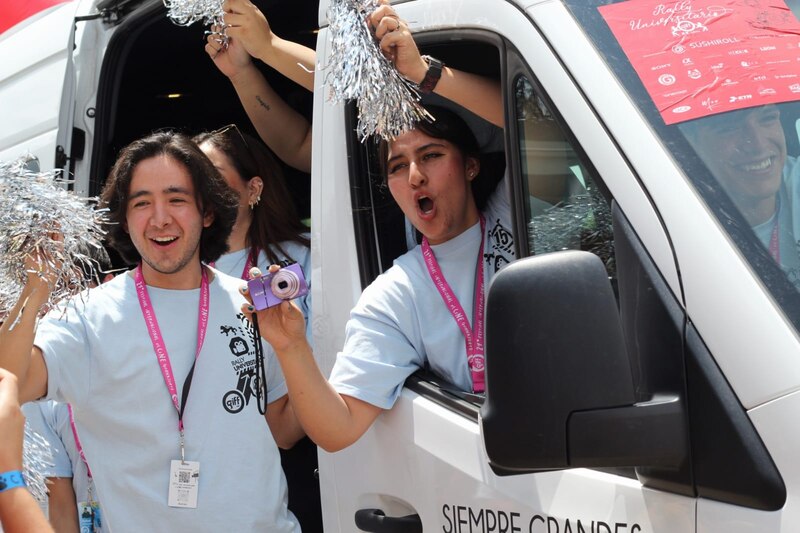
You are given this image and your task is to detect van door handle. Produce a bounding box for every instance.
[355,508,422,532]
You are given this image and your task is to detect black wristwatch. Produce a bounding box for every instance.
[419,55,444,94]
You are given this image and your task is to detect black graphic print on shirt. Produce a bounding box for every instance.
[219,313,262,414]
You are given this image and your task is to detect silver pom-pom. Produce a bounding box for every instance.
[0,157,109,316]
[163,0,227,45]
[325,0,431,141]
[23,424,54,504]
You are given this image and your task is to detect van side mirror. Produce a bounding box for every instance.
[480,251,686,474]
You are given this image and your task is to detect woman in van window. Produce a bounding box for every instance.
[193,127,321,532]
[238,3,515,453]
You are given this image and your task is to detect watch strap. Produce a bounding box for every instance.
[0,470,25,493]
[419,55,443,94]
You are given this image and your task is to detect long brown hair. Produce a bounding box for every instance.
[101,131,238,264]
[194,127,310,266]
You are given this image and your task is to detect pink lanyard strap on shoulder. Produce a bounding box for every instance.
[421,216,487,393]
[67,404,92,479]
[769,218,780,263]
[134,264,210,440]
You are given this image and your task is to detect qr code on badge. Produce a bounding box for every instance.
[179,470,191,484]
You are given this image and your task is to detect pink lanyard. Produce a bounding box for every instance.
[67,404,92,480]
[134,264,210,460]
[422,216,486,393]
[769,219,780,263]
[209,249,256,280]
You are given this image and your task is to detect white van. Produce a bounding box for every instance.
[3,0,800,532]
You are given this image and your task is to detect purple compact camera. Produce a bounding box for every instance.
[247,263,309,311]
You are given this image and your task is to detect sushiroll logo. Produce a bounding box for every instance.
[658,74,676,86]
[672,106,691,114]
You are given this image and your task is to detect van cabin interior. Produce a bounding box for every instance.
[89,0,319,236]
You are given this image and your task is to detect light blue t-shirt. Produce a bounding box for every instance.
[35,269,299,532]
[329,178,514,408]
[213,238,312,344]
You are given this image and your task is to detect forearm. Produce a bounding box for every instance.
[424,66,504,129]
[0,487,54,533]
[254,35,316,92]
[47,477,79,533]
[0,283,48,403]
[229,65,313,173]
[265,397,305,449]
[276,341,380,452]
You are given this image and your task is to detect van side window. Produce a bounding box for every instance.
[514,76,615,279]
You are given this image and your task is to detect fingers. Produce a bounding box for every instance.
[374,15,403,40]
[368,3,400,32]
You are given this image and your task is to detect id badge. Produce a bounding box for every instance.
[168,460,200,508]
[78,501,102,532]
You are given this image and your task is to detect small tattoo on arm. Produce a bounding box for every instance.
[256,96,271,111]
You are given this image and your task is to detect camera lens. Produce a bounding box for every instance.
[270,269,301,299]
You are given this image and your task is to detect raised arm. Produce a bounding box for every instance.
[222,0,316,92]
[369,2,504,129]
[0,255,52,404]
[206,30,312,173]
[240,278,382,453]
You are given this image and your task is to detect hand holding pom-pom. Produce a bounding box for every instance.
[0,158,109,317]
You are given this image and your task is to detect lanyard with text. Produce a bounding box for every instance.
[422,215,486,393]
[67,404,93,480]
[769,219,780,263]
[134,264,209,461]
[68,405,102,531]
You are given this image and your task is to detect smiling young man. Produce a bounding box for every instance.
[0,132,302,531]
[686,104,800,284]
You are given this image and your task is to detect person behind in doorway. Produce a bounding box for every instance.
[193,125,320,531]
[239,4,512,453]
[0,132,303,531]
[204,0,314,173]
[683,104,800,283]
[0,369,54,533]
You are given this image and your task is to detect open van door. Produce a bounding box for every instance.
[0,0,85,170]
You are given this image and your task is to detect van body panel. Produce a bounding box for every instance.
[323,388,695,531]
[0,1,82,168]
[309,27,361,381]
[695,392,800,531]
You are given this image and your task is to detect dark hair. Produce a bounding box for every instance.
[100,131,239,264]
[378,105,503,210]
[193,127,310,266]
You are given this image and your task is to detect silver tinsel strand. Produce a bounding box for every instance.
[325,0,431,141]
[163,0,227,45]
[23,424,54,504]
[0,158,109,316]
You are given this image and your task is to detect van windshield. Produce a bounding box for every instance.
[567,0,800,328]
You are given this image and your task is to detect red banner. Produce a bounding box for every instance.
[0,0,72,35]
[599,0,800,124]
